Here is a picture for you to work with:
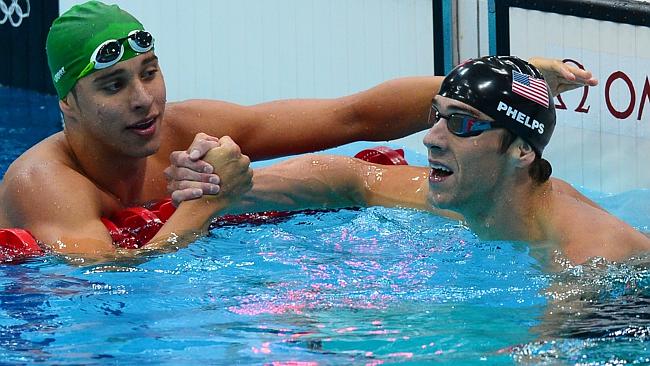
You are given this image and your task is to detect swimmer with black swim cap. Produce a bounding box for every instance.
[419,56,650,262]
[425,56,557,212]
[439,56,556,156]
[436,55,556,182]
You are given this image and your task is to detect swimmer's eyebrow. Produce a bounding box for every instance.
[92,55,159,84]
[435,96,491,120]
[141,54,158,66]
[93,69,126,84]
[449,105,484,119]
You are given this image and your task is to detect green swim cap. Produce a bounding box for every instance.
[46,1,149,99]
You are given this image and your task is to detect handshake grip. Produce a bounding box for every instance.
[202,139,253,202]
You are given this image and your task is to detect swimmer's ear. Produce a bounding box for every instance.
[59,96,73,114]
[509,138,535,168]
[59,90,80,120]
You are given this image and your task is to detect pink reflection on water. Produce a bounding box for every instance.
[335,326,357,334]
[231,226,444,320]
[231,301,306,315]
[344,260,365,268]
[387,352,413,359]
[367,329,399,335]
[364,361,384,366]
[288,331,314,340]
[251,342,272,354]
[229,288,318,315]
[310,283,334,291]
[338,229,380,254]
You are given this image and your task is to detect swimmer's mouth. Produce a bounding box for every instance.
[127,117,156,130]
[429,162,453,181]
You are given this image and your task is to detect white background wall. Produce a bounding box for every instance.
[59,0,436,151]
[508,8,650,193]
[456,0,489,63]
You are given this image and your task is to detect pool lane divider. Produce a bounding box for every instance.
[0,146,408,263]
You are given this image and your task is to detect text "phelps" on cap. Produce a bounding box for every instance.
[497,101,545,134]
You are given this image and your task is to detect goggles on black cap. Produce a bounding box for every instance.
[428,104,504,137]
[438,56,556,156]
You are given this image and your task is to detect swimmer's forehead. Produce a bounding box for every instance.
[433,95,493,121]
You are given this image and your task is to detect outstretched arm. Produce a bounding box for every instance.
[210,154,461,220]
[165,76,442,162]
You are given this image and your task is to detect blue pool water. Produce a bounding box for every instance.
[1,87,650,365]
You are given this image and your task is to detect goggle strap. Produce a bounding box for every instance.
[77,61,96,79]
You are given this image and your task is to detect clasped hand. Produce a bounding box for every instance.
[165,134,252,206]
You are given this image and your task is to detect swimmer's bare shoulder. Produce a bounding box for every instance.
[2,133,86,188]
[550,177,603,210]
[548,190,650,263]
[0,133,116,250]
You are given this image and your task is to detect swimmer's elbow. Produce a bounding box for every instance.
[287,154,367,208]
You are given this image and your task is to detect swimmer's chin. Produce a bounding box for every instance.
[426,192,453,210]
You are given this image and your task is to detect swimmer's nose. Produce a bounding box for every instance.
[130,79,154,112]
[423,116,449,153]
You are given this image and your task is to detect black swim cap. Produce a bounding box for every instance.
[438,56,556,156]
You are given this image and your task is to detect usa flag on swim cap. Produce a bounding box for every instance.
[512,70,549,108]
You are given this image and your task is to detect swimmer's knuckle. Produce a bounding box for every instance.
[177,169,189,180]
[223,145,237,157]
[193,161,207,171]
[222,138,234,148]
[170,151,182,161]
[179,181,195,190]
[177,154,191,166]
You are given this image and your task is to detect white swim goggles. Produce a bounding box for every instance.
[77,30,154,79]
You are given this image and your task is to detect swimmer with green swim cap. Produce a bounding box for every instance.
[47,0,154,99]
[0,0,596,261]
